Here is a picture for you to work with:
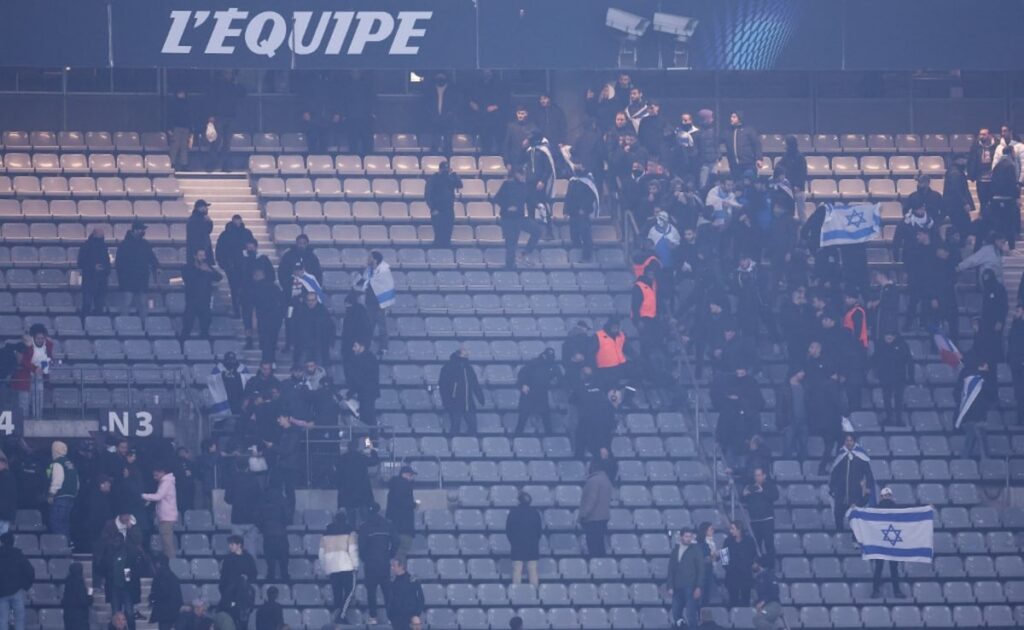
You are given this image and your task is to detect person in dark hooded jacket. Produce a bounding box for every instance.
[78,227,111,316]
[115,222,159,323]
[291,290,335,368]
[870,332,914,426]
[181,248,222,339]
[149,556,183,630]
[341,293,372,380]
[357,503,397,625]
[215,215,255,316]
[335,437,379,514]
[250,266,285,363]
[725,111,762,176]
[515,349,564,434]
[61,562,92,630]
[1009,307,1024,424]
[439,349,485,435]
[257,492,290,582]
[80,475,115,553]
[186,200,214,262]
[713,367,764,470]
[505,491,543,586]
[943,155,975,236]
[276,235,322,290]
[224,461,261,527]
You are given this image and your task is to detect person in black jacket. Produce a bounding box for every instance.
[341,292,372,379]
[693,109,720,189]
[956,359,995,459]
[740,467,779,568]
[439,349,485,435]
[79,474,114,553]
[61,562,92,630]
[291,290,335,368]
[870,332,914,426]
[255,586,284,630]
[181,248,222,339]
[506,491,543,587]
[467,70,509,154]
[186,200,214,262]
[215,215,254,317]
[167,89,193,170]
[775,135,808,219]
[78,227,111,316]
[358,503,398,625]
[425,161,462,247]
[576,387,622,460]
[515,349,564,434]
[277,235,323,292]
[829,434,873,531]
[713,366,765,471]
[725,111,762,178]
[257,491,290,581]
[943,155,975,236]
[335,436,379,516]
[115,221,159,324]
[219,535,257,621]
[564,166,599,261]
[387,558,425,630]
[902,175,944,221]
[267,416,306,521]
[224,460,260,533]
[494,169,541,268]
[347,340,380,427]
[968,128,998,208]
[386,466,417,561]
[250,266,284,363]
[0,531,34,628]
[149,556,183,630]
[534,93,568,148]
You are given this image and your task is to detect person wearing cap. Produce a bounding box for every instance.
[514,348,564,435]
[439,348,485,435]
[47,440,79,537]
[115,221,159,325]
[725,111,762,178]
[181,248,223,339]
[870,487,906,599]
[215,214,255,317]
[186,200,214,262]
[77,227,111,317]
[386,466,417,562]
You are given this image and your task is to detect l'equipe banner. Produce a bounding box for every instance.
[848,505,935,563]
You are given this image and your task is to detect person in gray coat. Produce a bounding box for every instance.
[579,461,612,557]
[667,529,705,629]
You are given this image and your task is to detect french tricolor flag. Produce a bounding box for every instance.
[933,331,962,369]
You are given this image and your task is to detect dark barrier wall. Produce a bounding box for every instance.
[0,0,1017,70]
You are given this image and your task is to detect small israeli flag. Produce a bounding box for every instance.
[849,505,934,563]
[820,203,882,247]
[955,374,984,429]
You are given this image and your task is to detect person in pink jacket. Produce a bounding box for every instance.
[142,465,178,559]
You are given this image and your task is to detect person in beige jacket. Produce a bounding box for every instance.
[318,512,359,622]
[579,460,612,557]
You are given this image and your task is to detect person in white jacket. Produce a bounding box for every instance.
[319,512,359,622]
[141,466,178,559]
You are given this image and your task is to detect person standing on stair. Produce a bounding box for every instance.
[347,340,380,428]
[47,440,78,537]
[341,293,372,381]
[61,562,92,630]
[870,487,906,599]
[358,502,398,625]
[292,289,334,368]
[115,221,159,325]
[237,240,269,351]
[0,531,34,630]
[494,167,542,269]
[219,535,257,623]
[277,234,323,293]
[149,555,183,630]
[181,248,223,340]
[251,266,285,362]
[142,464,178,559]
[186,200,214,262]
[215,215,254,317]
[359,251,395,353]
[439,348,486,435]
[77,227,111,317]
[579,460,612,557]
[425,160,462,247]
[386,466,417,562]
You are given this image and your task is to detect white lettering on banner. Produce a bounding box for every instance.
[207,8,247,54]
[106,411,155,437]
[160,10,433,57]
[0,411,14,436]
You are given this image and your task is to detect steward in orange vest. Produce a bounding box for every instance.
[632,273,658,321]
[594,320,627,369]
[842,294,869,348]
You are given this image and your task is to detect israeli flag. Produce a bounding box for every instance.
[819,203,882,247]
[955,374,984,429]
[297,271,326,304]
[849,505,934,563]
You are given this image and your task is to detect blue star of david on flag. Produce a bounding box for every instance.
[880,523,903,547]
[820,202,881,247]
[845,209,866,229]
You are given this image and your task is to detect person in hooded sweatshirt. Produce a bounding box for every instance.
[142,465,178,559]
[186,200,214,262]
[61,562,92,630]
[215,215,255,317]
[78,226,112,316]
[439,348,485,435]
[115,221,159,325]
